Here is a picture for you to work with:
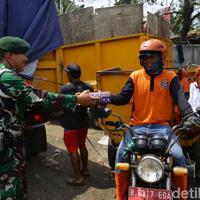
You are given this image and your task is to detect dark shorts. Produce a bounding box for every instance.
[63,128,88,153]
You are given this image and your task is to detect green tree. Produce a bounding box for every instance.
[54,0,84,15]
[115,0,200,41]
[178,0,200,40]
[114,0,156,5]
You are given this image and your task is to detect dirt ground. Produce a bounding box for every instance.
[27,123,115,200]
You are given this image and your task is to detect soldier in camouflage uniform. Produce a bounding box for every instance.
[0,36,96,199]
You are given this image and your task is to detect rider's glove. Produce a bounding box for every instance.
[183,115,200,132]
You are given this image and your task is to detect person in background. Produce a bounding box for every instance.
[175,68,191,123]
[60,64,94,186]
[188,67,200,112]
[186,67,200,185]
[0,36,96,199]
[177,67,191,99]
[109,39,199,200]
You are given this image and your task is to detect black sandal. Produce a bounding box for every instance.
[66,178,86,186]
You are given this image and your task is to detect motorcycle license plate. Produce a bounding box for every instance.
[128,187,172,200]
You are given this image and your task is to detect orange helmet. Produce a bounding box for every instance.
[139,39,167,64]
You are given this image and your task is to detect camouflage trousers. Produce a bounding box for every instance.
[0,146,27,200]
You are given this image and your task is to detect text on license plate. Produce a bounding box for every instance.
[128,187,172,200]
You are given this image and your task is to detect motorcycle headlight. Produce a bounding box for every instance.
[136,155,164,183]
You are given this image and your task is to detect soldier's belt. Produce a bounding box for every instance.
[12,135,23,146]
[2,132,23,147]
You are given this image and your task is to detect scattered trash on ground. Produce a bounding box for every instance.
[97,135,109,145]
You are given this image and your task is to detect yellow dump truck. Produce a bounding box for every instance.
[36,32,173,129]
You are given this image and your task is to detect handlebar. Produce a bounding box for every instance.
[105,120,127,129]
[105,121,116,126]
[103,106,200,153]
[105,118,186,154]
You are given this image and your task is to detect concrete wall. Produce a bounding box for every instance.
[173,44,200,68]
[59,5,171,45]
[147,12,170,39]
[59,7,95,44]
[94,5,143,40]
[59,5,143,44]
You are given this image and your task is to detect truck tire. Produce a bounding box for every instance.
[108,138,117,170]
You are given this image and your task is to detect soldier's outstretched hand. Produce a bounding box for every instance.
[76,90,98,107]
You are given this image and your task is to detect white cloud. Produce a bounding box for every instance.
[75,0,115,9]
[76,0,179,11]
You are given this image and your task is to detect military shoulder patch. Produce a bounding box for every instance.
[161,80,168,89]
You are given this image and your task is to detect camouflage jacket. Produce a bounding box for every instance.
[0,64,76,136]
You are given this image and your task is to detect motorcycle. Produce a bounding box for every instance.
[100,107,200,200]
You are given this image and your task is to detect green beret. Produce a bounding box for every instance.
[0,36,30,53]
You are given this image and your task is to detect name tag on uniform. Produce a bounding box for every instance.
[161,80,168,89]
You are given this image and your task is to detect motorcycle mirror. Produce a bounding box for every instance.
[94,107,112,118]
[104,107,112,116]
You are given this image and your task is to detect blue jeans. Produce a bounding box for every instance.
[116,124,186,168]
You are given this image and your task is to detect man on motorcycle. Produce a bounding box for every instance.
[110,39,200,200]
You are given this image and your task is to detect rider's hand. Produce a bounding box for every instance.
[183,115,200,132]
[76,90,98,107]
